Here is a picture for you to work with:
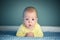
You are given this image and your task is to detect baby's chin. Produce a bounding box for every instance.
[26,26,34,29]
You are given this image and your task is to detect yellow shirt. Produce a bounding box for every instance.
[16,23,44,37]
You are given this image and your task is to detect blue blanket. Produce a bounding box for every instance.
[0,35,60,40]
[0,31,60,40]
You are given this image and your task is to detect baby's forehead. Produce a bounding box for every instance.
[24,12,37,18]
[24,15,37,19]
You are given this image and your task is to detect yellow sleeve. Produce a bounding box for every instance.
[16,24,26,37]
[34,23,44,37]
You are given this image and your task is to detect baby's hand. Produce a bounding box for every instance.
[25,32,34,37]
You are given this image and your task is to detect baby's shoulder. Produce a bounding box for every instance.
[35,23,41,29]
[19,24,25,29]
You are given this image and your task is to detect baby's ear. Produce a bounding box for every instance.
[36,18,38,20]
[36,18,38,22]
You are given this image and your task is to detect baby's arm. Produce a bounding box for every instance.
[37,29,43,37]
[16,30,25,37]
[34,24,44,37]
[16,25,25,37]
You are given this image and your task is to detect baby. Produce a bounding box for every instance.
[16,6,43,37]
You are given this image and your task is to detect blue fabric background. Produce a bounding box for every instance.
[0,0,60,26]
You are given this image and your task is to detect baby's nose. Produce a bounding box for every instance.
[28,21,32,23]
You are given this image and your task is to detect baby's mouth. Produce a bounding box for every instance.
[29,24,32,26]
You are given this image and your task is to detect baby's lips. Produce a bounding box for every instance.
[29,24,32,26]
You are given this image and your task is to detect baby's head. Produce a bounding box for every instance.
[23,6,38,29]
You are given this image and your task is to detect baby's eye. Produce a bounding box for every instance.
[32,19,34,21]
[26,18,29,20]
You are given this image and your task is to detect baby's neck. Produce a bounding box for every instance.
[27,27,34,30]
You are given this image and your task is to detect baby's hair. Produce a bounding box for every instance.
[23,6,38,18]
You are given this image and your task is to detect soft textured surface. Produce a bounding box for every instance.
[0,31,60,40]
[0,35,60,40]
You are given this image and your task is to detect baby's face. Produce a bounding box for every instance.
[24,11,37,29]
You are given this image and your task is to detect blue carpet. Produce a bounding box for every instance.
[0,35,60,40]
[0,31,60,40]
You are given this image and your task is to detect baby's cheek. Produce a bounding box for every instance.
[24,21,29,26]
[32,21,36,24]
